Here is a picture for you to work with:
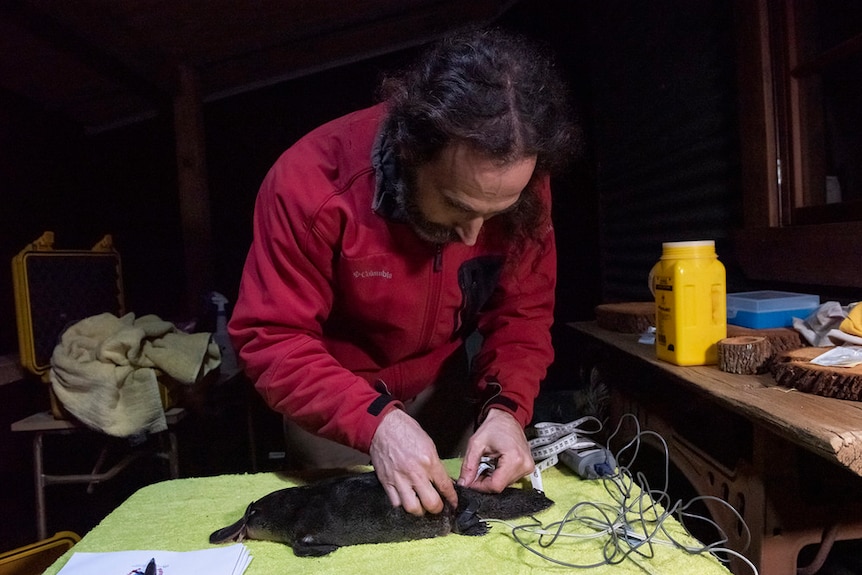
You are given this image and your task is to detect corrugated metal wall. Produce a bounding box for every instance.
[583,0,743,302]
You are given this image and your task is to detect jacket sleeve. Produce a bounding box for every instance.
[228,150,401,454]
[472,177,557,428]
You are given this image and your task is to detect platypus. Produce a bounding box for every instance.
[209,471,553,556]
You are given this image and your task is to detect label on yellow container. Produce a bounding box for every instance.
[651,240,726,366]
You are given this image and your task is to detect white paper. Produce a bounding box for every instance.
[638,326,656,345]
[55,544,251,575]
[810,345,862,368]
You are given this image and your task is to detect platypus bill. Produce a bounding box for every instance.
[209,471,553,557]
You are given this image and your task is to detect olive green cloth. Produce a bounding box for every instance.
[49,312,220,437]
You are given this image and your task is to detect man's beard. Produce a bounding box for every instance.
[403,194,459,244]
[399,169,459,244]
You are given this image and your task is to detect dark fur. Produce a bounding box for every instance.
[209,471,553,556]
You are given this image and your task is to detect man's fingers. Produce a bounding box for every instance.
[369,409,460,515]
[413,481,444,515]
[382,483,401,509]
[386,472,453,516]
[433,475,458,509]
[470,469,508,493]
[457,459,478,488]
[399,484,428,516]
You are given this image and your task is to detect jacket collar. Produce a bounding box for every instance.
[371,120,410,223]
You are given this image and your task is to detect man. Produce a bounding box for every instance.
[229,28,575,516]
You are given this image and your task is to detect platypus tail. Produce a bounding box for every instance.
[209,502,254,543]
[461,486,553,520]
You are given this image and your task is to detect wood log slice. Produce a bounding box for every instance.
[595,302,655,333]
[726,325,806,354]
[772,347,862,401]
[718,336,772,374]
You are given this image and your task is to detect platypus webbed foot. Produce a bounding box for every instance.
[293,535,340,557]
[454,497,490,536]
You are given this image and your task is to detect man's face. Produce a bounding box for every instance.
[406,143,537,246]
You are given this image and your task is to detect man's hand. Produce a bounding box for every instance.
[456,408,534,492]
[369,409,458,516]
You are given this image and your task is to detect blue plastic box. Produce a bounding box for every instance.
[726,290,820,329]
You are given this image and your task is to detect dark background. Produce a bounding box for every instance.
[3,0,831,559]
[0,0,748,349]
[0,0,737,548]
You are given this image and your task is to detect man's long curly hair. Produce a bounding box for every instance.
[379,28,578,246]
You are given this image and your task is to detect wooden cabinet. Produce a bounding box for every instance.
[733,0,862,288]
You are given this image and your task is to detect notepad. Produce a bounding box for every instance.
[55,543,251,575]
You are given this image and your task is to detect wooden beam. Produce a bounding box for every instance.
[201,0,519,100]
[734,222,862,289]
[173,64,213,314]
[8,2,170,105]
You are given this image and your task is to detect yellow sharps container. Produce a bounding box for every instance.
[651,240,726,366]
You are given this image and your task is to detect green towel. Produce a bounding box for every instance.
[44,461,734,574]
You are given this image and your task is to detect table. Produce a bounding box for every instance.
[43,460,732,575]
[569,321,862,575]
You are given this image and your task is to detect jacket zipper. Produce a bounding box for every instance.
[417,244,444,353]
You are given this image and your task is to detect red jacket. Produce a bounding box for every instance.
[229,104,556,453]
